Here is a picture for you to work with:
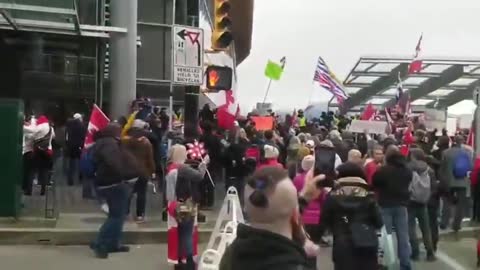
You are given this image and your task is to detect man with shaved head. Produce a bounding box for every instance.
[220,166,314,270]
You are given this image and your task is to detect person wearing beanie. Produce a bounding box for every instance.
[29,115,55,195]
[258,144,283,170]
[293,155,327,242]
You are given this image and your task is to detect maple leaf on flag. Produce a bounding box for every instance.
[186,140,207,160]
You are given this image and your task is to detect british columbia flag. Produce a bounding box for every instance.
[313,57,349,103]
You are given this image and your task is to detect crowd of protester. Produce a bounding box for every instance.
[21,100,480,270]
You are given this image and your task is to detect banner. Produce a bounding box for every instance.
[424,109,446,131]
[251,116,274,131]
[348,120,387,134]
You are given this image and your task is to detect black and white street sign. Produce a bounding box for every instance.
[173,26,204,85]
[474,86,480,105]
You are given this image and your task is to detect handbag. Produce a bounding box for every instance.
[379,226,396,267]
[350,221,378,249]
[33,128,52,152]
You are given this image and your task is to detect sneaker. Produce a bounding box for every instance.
[426,253,437,262]
[94,247,109,259]
[110,246,130,253]
[101,203,109,214]
[135,216,146,224]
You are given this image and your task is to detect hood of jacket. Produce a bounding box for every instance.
[332,177,369,197]
[221,224,308,270]
[409,160,429,174]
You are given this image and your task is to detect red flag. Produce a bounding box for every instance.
[361,103,376,120]
[408,34,423,74]
[84,104,110,148]
[467,122,474,147]
[216,90,237,129]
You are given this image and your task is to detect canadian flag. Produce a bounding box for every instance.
[215,90,240,129]
[467,121,474,147]
[84,104,110,148]
[408,34,423,74]
[361,103,376,121]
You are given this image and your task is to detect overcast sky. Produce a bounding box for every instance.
[236,0,480,115]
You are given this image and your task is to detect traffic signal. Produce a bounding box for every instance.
[211,0,233,50]
[206,65,233,91]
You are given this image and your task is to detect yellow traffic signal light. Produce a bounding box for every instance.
[211,0,233,50]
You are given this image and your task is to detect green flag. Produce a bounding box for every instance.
[264,59,284,81]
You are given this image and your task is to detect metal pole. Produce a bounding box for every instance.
[109,0,138,119]
[475,106,480,156]
[262,79,273,104]
[169,0,176,136]
[327,96,334,113]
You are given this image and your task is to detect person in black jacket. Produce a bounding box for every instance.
[65,113,86,185]
[320,162,383,270]
[91,123,140,259]
[220,166,313,270]
[224,128,250,205]
[372,146,413,270]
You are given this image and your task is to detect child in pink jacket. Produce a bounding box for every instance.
[293,155,326,243]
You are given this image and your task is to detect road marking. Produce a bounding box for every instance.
[436,250,468,270]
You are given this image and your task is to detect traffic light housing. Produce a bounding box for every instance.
[206,65,233,91]
[211,0,233,50]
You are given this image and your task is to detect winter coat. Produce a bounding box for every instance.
[293,172,325,225]
[319,177,383,270]
[372,153,412,207]
[65,119,86,158]
[408,160,439,206]
[219,224,313,270]
[121,136,155,179]
[440,145,473,190]
[224,139,250,179]
[93,126,140,187]
[257,158,283,171]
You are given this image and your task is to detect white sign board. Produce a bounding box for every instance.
[173,26,204,85]
[424,109,446,131]
[348,120,388,134]
[446,117,457,136]
[256,102,272,115]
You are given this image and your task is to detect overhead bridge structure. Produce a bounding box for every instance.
[331,56,480,114]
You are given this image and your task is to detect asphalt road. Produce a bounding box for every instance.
[0,240,475,270]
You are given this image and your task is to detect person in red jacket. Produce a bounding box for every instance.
[364,144,384,185]
[472,155,480,222]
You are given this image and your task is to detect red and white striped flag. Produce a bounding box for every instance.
[84,104,110,148]
[409,34,423,74]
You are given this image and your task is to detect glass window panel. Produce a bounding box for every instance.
[346,87,361,94]
[449,78,478,86]
[353,63,375,72]
[383,87,409,95]
[137,25,169,80]
[411,99,434,105]
[351,76,379,84]
[403,77,429,85]
[421,64,451,73]
[367,98,389,105]
[3,0,75,9]
[369,63,399,72]
[428,89,454,96]
[138,0,171,24]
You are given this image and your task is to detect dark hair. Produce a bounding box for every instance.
[437,136,450,148]
[264,130,274,140]
[247,166,288,208]
[409,148,426,162]
[336,162,367,179]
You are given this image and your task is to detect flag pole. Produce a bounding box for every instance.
[262,79,273,104]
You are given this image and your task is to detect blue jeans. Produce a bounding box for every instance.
[177,218,195,270]
[95,183,130,251]
[381,206,412,270]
